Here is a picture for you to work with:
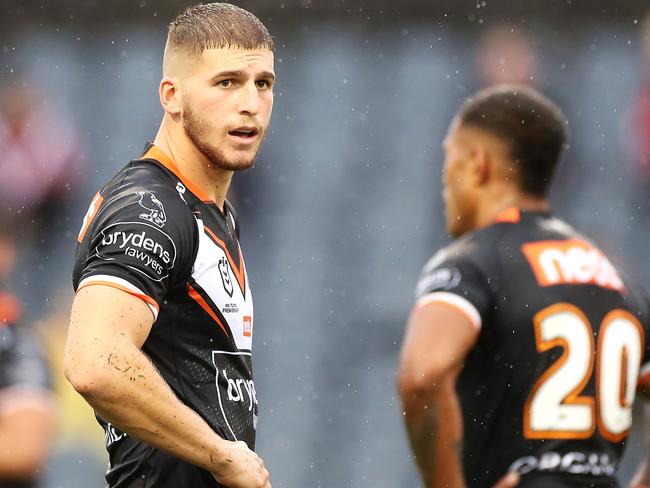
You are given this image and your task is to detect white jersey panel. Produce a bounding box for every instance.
[193,218,254,351]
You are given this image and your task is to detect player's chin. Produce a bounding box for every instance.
[221,152,257,171]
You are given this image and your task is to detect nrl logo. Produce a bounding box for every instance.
[137,191,167,228]
[218,257,234,297]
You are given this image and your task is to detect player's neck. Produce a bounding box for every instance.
[475,188,549,229]
[154,120,233,209]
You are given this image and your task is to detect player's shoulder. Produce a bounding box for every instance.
[104,156,181,200]
[96,157,194,227]
[418,212,576,288]
[426,223,505,270]
[417,230,495,296]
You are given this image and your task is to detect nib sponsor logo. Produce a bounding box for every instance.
[96,222,177,280]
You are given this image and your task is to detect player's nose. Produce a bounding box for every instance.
[237,81,261,116]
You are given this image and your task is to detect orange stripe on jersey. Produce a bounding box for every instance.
[187,283,229,337]
[521,239,625,290]
[203,225,246,295]
[77,192,104,243]
[142,145,214,204]
[494,206,521,223]
[77,280,160,317]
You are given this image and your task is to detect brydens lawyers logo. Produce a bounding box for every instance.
[243,316,252,337]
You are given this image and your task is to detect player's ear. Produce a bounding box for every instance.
[470,145,490,187]
[159,77,182,117]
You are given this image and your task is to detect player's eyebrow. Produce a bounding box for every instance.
[210,70,275,83]
[258,70,275,81]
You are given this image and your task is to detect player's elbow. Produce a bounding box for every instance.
[63,355,94,397]
[397,362,447,400]
[63,346,112,398]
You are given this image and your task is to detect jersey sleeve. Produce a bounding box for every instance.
[414,247,493,332]
[74,185,197,320]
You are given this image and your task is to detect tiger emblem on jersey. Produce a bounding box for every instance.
[137,191,167,228]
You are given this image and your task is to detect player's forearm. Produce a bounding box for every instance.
[401,377,465,488]
[65,339,229,475]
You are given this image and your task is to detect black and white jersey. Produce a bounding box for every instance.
[415,208,650,488]
[73,144,256,488]
[0,294,53,488]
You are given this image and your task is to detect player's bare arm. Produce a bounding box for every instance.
[64,285,269,488]
[0,391,55,479]
[398,298,478,488]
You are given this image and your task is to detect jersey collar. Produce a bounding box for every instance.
[494,207,521,224]
[493,206,551,225]
[142,144,215,204]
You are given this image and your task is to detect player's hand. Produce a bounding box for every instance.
[491,471,520,488]
[212,440,271,488]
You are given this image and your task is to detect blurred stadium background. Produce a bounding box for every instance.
[2,0,650,486]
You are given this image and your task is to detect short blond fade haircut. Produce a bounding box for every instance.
[167,3,274,54]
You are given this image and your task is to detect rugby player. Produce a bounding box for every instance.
[0,228,55,488]
[64,4,274,487]
[398,85,650,488]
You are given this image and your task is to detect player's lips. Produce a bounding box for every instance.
[227,126,260,144]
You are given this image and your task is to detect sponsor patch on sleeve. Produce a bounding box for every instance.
[415,266,462,298]
[92,221,177,282]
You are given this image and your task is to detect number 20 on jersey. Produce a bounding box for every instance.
[524,303,644,442]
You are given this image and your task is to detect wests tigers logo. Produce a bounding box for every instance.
[137,191,167,228]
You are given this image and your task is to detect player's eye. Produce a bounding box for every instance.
[218,79,232,88]
[256,79,270,89]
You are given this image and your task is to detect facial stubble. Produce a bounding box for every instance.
[183,102,265,172]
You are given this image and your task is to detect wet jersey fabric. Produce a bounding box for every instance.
[73,144,256,488]
[415,209,650,488]
[0,295,53,488]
